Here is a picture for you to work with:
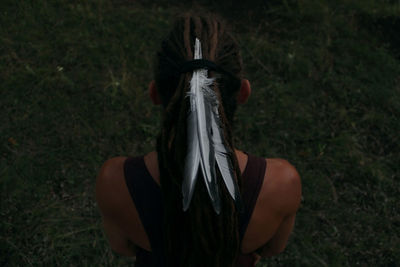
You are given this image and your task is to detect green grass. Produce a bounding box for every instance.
[1,0,399,266]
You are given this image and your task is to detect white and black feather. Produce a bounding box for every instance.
[182,38,240,214]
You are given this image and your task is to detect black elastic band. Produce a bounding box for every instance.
[179,59,237,80]
[179,59,218,73]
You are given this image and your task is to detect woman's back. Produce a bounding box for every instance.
[96,150,301,266]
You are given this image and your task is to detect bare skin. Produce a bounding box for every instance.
[95,80,302,263]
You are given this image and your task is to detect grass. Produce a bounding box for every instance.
[1,0,399,266]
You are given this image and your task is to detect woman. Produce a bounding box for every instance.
[96,14,301,267]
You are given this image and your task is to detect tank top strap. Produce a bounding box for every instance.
[123,157,164,266]
[239,153,267,240]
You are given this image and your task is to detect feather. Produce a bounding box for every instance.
[183,38,241,214]
[183,38,221,213]
[182,107,200,211]
[210,106,241,203]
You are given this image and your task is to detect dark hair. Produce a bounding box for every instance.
[155,13,243,267]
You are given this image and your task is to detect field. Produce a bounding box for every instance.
[1,0,399,266]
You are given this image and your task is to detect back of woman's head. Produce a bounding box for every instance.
[155,13,243,123]
[155,13,243,267]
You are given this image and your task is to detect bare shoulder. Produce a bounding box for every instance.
[96,157,151,252]
[96,157,128,216]
[262,158,302,216]
[96,157,128,191]
[240,157,301,253]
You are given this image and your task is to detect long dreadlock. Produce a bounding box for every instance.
[155,13,244,267]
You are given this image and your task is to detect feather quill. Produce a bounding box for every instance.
[183,38,240,214]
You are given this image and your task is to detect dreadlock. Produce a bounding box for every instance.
[155,13,244,267]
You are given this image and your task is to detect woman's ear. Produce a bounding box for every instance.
[237,79,251,104]
[149,81,162,105]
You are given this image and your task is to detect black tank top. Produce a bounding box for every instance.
[124,153,267,267]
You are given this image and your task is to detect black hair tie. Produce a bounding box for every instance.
[179,59,218,72]
[180,59,237,79]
